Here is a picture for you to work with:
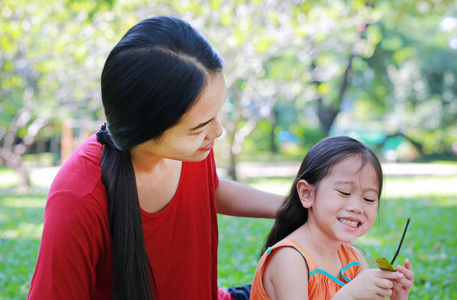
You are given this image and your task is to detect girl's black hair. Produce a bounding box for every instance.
[261,136,383,255]
[99,16,223,299]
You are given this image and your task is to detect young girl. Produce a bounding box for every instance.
[251,136,415,300]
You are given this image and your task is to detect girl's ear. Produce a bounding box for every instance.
[297,179,314,209]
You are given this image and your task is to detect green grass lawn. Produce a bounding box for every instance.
[1,167,456,299]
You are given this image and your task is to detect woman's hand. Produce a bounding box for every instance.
[332,268,403,300]
[390,259,415,300]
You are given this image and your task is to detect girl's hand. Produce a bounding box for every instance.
[390,259,415,300]
[332,268,403,300]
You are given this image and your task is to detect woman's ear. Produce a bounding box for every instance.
[297,179,314,209]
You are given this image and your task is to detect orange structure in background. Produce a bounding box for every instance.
[60,119,99,164]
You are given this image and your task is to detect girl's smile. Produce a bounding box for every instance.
[338,217,362,229]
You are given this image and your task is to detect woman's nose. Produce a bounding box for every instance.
[207,117,223,140]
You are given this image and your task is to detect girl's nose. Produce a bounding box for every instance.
[346,197,364,214]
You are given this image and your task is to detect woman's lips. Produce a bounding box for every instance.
[199,141,214,151]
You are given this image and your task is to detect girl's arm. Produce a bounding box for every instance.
[215,178,284,218]
[333,246,412,300]
[262,247,309,300]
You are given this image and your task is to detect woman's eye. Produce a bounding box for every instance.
[363,198,376,203]
[190,130,204,136]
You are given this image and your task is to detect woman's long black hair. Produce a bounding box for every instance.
[98,16,223,299]
[261,136,384,255]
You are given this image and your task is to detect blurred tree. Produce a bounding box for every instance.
[165,0,297,179]
[347,0,457,157]
[2,0,456,187]
[0,0,115,186]
[166,0,384,178]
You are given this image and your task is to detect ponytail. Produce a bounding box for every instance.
[98,125,153,299]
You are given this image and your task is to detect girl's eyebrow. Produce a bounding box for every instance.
[334,180,353,186]
[334,180,378,194]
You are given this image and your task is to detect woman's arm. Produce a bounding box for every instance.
[215,178,285,218]
[28,193,107,299]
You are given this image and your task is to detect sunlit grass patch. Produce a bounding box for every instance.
[384,175,457,198]
[0,168,21,189]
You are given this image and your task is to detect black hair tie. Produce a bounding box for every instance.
[96,123,113,147]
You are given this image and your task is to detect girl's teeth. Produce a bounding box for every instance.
[339,218,359,227]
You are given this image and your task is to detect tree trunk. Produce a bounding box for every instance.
[317,98,339,137]
[0,151,31,188]
[316,53,355,136]
[270,106,278,154]
[228,148,238,181]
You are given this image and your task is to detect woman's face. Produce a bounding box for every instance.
[132,72,226,163]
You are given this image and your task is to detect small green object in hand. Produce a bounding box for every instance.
[375,217,411,272]
[374,258,397,271]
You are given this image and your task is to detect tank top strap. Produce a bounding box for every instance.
[266,238,318,272]
[337,243,363,283]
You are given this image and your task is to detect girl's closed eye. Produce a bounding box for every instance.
[337,190,350,196]
[363,198,376,203]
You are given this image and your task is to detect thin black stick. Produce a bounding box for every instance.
[391,217,411,265]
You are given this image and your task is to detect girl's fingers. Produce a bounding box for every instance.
[374,284,393,298]
[392,272,411,289]
[395,260,415,290]
[376,269,402,280]
[403,258,413,270]
[397,263,415,281]
[375,278,394,290]
[392,281,406,294]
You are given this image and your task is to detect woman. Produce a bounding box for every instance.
[28,16,282,300]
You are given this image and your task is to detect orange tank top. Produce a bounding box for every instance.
[251,238,362,300]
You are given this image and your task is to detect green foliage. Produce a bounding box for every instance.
[2,0,456,186]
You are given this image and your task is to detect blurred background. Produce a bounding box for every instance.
[0,0,456,299]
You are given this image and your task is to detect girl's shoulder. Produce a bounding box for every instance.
[261,239,310,299]
[266,238,318,270]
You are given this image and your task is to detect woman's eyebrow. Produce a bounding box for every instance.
[190,118,213,131]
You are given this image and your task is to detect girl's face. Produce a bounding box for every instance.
[131,72,226,163]
[299,155,380,244]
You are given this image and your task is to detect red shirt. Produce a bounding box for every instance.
[28,135,221,299]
